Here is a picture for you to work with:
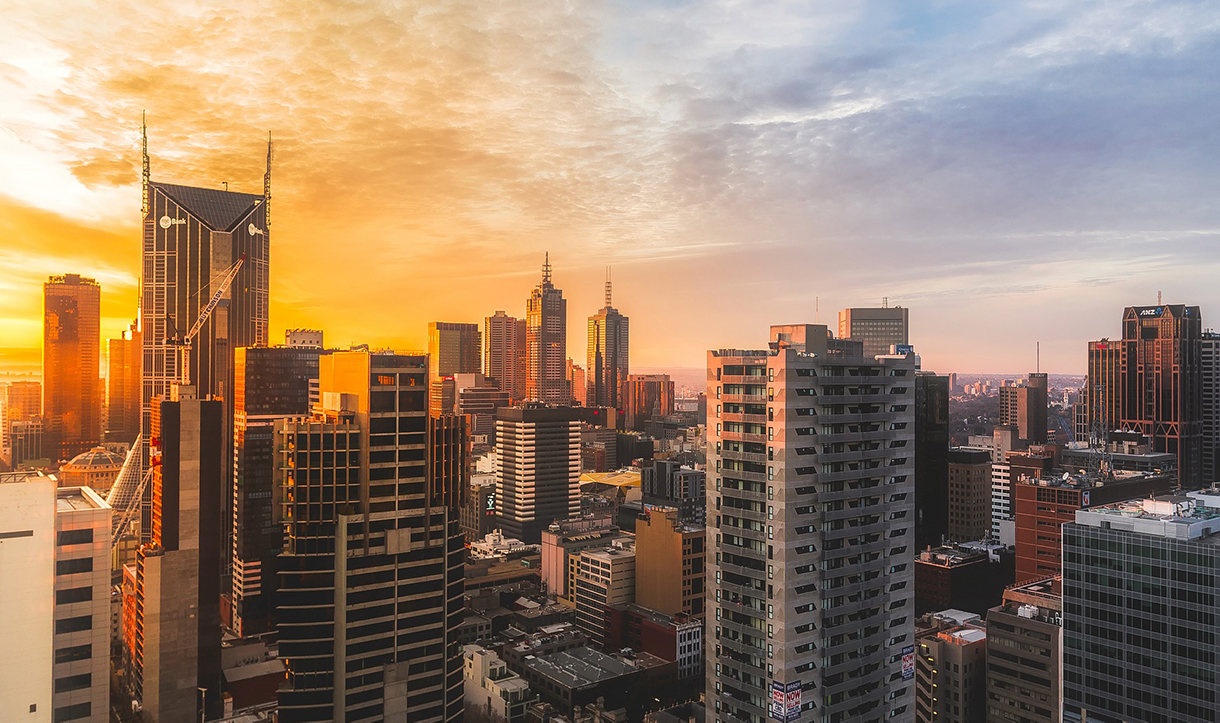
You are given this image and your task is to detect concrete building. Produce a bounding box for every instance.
[586,275,629,410]
[838,306,910,359]
[624,374,673,431]
[284,328,323,349]
[58,446,125,495]
[914,544,1013,618]
[526,256,570,405]
[274,352,467,723]
[947,448,992,542]
[914,611,988,723]
[455,373,511,437]
[231,346,322,636]
[1059,435,1177,476]
[605,604,703,679]
[998,374,1048,445]
[985,576,1061,723]
[1202,332,1220,485]
[496,406,581,544]
[106,320,141,444]
[517,647,646,718]
[640,459,705,526]
[914,373,950,552]
[135,397,224,722]
[463,644,535,723]
[706,330,917,723]
[574,542,637,649]
[568,360,587,407]
[44,274,102,461]
[1013,470,1175,583]
[1063,491,1220,723]
[485,311,527,402]
[539,517,625,606]
[0,471,56,722]
[429,321,482,416]
[634,505,705,618]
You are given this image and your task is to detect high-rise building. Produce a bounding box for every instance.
[1063,491,1220,723]
[539,517,625,607]
[640,459,705,526]
[838,306,910,359]
[984,575,1061,723]
[624,374,674,431]
[44,274,101,461]
[574,542,636,649]
[106,321,141,444]
[914,611,988,723]
[275,352,466,723]
[526,255,569,405]
[998,373,1048,444]
[914,373,950,551]
[231,346,322,637]
[567,360,586,406]
[914,544,1013,618]
[485,311,526,401]
[706,331,917,723]
[7,380,42,420]
[429,322,481,378]
[135,397,224,722]
[454,373,511,437]
[1200,332,1220,485]
[1013,470,1175,583]
[634,505,705,618]
[946,448,991,542]
[586,274,628,409]
[139,149,271,540]
[495,406,580,544]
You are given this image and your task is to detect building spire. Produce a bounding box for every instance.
[604,267,612,308]
[542,252,552,284]
[264,130,273,232]
[141,110,150,218]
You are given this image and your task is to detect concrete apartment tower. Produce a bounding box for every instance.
[587,271,629,409]
[495,405,581,544]
[274,352,467,723]
[485,311,527,402]
[526,255,570,405]
[44,274,102,461]
[706,326,917,723]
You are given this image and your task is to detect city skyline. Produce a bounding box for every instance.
[4,2,1218,375]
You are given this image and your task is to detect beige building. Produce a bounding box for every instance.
[986,577,1062,723]
[462,644,535,723]
[574,542,636,649]
[58,446,125,495]
[633,506,705,618]
[915,610,988,723]
[947,447,992,542]
[540,517,625,607]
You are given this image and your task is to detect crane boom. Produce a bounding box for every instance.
[177,255,246,385]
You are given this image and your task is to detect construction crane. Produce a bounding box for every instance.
[168,254,246,386]
[110,255,245,550]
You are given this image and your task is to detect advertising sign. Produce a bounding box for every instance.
[770,681,785,721]
[902,644,916,681]
[770,681,801,721]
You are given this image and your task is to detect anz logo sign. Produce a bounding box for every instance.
[1138,307,1163,317]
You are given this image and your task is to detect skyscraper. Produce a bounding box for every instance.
[231,346,322,637]
[567,359,586,406]
[1201,332,1220,485]
[106,320,141,444]
[135,396,224,722]
[526,255,569,405]
[914,373,950,551]
[1063,491,1220,723]
[495,406,580,544]
[946,447,991,542]
[429,322,482,377]
[706,330,917,723]
[275,352,466,723]
[44,274,101,461]
[838,306,910,359]
[624,374,674,431]
[138,130,271,540]
[485,311,526,401]
[586,272,628,409]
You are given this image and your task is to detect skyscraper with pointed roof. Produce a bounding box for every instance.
[526,254,570,405]
[587,269,629,410]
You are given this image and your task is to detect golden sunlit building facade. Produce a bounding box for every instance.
[44,273,101,461]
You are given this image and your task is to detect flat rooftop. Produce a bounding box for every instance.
[523,646,636,688]
[56,486,109,511]
[1021,469,1172,490]
[1074,490,1220,541]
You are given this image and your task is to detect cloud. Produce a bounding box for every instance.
[0,0,1217,372]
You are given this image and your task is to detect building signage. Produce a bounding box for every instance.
[894,344,914,355]
[770,680,801,721]
[158,215,186,229]
[247,222,265,236]
[1082,490,1090,508]
[1138,307,1163,317]
[902,644,915,681]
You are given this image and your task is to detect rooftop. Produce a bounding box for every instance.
[1074,490,1220,541]
[152,181,262,231]
[55,486,110,512]
[62,446,125,470]
[523,647,637,688]
[1018,469,1172,490]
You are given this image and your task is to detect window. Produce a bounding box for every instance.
[55,587,92,605]
[54,645,91,664]
[53,673,91,693]
[55,558,92,576]
[53,702,90,722]
[56,529,92,546]
[54,616,91,634]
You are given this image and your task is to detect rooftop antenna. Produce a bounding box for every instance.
[883,296,888,308]
[1037,341,1040,374]
[264,131,273,232]
[1157,290,1162,305]
[140,110,150,218]
[222,181,228,191]
[816,296,819,323]
[604,267,612,308]
[542,252,552,284]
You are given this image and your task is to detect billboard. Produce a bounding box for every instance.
[770,680,802,721]
[902,644,916,681]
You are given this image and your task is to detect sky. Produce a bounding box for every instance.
[2,0,1218,378]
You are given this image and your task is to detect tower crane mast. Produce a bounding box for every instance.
[169,254,246,386]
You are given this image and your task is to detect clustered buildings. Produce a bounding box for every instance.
[3,134,1218,723]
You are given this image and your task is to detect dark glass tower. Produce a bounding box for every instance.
[914,373,950,550]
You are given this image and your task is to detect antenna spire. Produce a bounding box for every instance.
[605,267,612,308]
[542,253,552,284]
[264,131,273,232]
[141,110,150,217]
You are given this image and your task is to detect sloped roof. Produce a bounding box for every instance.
[152,181,262,231]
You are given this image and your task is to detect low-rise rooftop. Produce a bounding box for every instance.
[1074,490,1220,541]
[523,647,637,688]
